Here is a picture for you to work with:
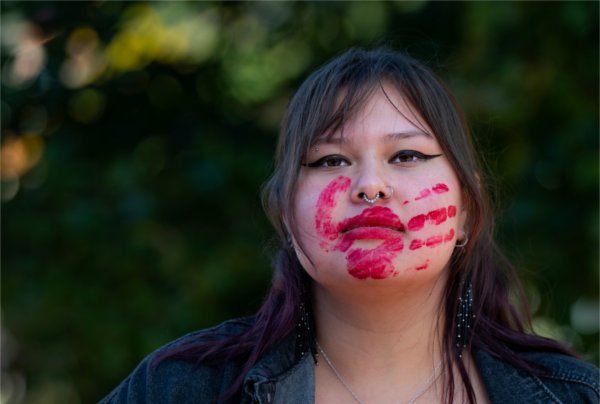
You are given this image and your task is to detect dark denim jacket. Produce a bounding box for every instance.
[101,317,599,403]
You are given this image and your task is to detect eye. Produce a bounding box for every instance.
[303,154,350,168]
[389,150,442,165]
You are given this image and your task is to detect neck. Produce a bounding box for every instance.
[312,274,448,402]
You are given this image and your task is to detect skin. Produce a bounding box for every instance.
[293,85,467,285]
[290,85,489,403]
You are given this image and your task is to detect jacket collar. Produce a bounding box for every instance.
[241,331,564,404]
[242,331,315,404]
[475,350,561,403]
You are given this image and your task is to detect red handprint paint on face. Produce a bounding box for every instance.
[415,260,430,271]
[447,205,457,218]
[315,176,404,279]
[406,206,454,231]
[407,214,426,231]
[314,177,458,279]
[344,237,404,279]
[413,183,449,201]
[410,228,456,251]
[432,183,449,194]
[335,207,404,279]
[335,207,404,253]
[444,228,455,241]
[414,188,431,201]
[315,176,352,241]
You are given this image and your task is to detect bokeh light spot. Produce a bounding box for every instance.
[67,88,106,123]
[60,26,107,89]
[1,14,47,88]
[570,298,600,335]
[1,134,45,180]
[104,3,220,75]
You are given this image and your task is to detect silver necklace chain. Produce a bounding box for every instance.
[316,341,443,404]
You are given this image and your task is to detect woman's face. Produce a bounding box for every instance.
[292,85,467,284]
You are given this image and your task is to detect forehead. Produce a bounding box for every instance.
[312,131,433,148]
[312,83,434,146]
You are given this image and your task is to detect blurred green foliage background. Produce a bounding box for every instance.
[1,1,598,403]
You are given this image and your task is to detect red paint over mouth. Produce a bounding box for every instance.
[338,206,404,233]
[343,226,403,239]
[314,177,407,279]
[345,237,404,279]
[335,206,404,255]
[336,227,403,253]
[313,176,455,280]
[336,207,404,279]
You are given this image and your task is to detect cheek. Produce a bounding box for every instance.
[392,179,461,269]
[292,176,351,258]
[294,176,462,280]
[406,205,457,236]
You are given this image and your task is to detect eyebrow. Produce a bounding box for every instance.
[313,130,432,146]
[383,131,433,143]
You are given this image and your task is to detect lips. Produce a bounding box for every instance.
[314,176,454,280]
[334,206,404,253]
[338,206,405,233]
[343,226,401,237]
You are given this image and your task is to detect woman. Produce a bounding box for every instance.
[102,48,598,403]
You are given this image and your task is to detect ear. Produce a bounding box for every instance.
[281,214,294,246]
[457,183,472,240]
[458,203,469,241]
[458,172,480,240]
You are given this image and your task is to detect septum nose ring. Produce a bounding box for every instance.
[360,186,394,204]
[360,192,380,204]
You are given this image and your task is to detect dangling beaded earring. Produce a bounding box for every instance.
[456,283,474,358]
[296,301,317,363]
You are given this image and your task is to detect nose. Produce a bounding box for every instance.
[350,164,394,204]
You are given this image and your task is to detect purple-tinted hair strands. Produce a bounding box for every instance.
[155,47,574,404]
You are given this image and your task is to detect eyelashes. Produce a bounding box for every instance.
[304,154,348,168]
[302,150,442,168]
[390,150,442,164]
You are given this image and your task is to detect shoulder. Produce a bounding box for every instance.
[521,350,599,395]
[476,348,599,404]
[100,317,255,404]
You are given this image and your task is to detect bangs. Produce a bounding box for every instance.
[306,77,433,151]
[268,46,480,238]
[307,80,379,148]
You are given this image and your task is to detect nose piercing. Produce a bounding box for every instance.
[381,186,394,199]
[361,192,380,204]
[360,186,394,204]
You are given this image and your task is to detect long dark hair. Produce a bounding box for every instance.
[156,47,572,403]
